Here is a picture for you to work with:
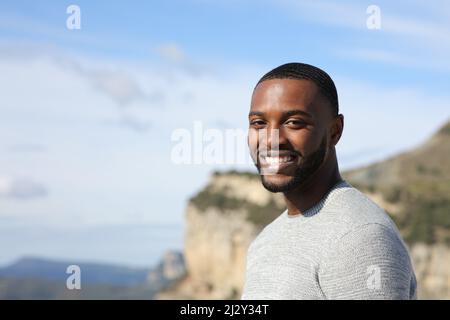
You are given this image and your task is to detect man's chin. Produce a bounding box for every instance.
[260,174,300,193]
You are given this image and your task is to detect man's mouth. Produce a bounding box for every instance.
[258,152,299,171]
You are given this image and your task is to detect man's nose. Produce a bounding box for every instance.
[260,126,287,151]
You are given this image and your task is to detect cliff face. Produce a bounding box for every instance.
[156,120,450,300]
[178,205,256,299]
[410,244,450,299]
[146,250,186,289]
[156,173,284,299]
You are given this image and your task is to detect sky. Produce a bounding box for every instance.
[0,0,449,267]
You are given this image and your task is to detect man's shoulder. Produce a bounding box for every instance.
[323,183,399,236]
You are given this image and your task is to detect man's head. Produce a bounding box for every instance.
[248,62,344,193]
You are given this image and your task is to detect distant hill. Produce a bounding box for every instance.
[0,256,150,286]
[0,276,158,300]
[342,119,450,244]
[0,251,186,299]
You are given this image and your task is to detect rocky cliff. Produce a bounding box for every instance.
[156,120,450,300]
[156,172,284,299]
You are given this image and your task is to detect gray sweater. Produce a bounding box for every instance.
[241,180,417,300]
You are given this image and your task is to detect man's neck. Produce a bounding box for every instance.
[283,161,342,216]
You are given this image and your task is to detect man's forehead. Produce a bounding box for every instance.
[250,78,321,115]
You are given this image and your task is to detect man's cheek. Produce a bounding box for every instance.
[248,131,259,160]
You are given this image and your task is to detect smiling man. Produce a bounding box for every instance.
[241,63,417,300]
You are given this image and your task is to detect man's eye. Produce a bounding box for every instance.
[286,119,306,126]
[250,120,265,126]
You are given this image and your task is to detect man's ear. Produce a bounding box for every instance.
[330,114,344,146]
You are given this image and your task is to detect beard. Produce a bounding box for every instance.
[257,135,328,193]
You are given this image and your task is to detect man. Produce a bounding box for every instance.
[241,62,417,300]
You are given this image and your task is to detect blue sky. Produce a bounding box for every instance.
[0,0,449,267]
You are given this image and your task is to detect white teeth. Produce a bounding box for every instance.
[264,156,294,164]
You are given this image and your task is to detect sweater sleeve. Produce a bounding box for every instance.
[318,223,417,300]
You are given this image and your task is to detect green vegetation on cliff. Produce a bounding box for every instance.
[190,175,285,227]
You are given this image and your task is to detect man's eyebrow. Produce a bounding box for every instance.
[248,111,265,117]
[283,109,312,118]
[248,109,312,118]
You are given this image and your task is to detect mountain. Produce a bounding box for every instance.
[342,120,450,245]
[0,277,157,300]
[0,250,186,299]
[156,120,450,300]
[0,257,150,286]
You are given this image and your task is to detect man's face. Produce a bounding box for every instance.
[248,78,333,193]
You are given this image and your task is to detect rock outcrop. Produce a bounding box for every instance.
[156,172,283,299]
[147,250,186,287]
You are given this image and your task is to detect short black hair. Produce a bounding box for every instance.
[256,62,339,116]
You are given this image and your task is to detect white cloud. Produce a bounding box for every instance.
[0,43,258,226]
[6,143,47,154]
[279,0,450,41]
[155,43,187,63]
[0,42,449,228]
[0,176,48,200]
[277,0,367,30]
[382,13,450,49]
[89,70,145,106]
[336,48,450,73]
[336,76,450,168]
[0,11,150,54]
[277,0,450,71]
